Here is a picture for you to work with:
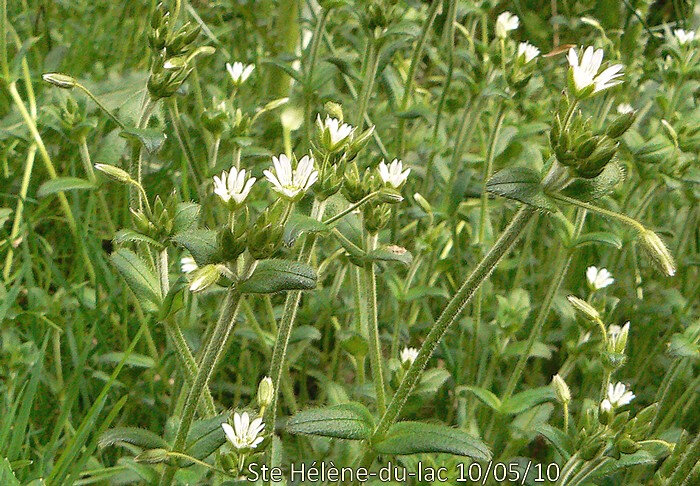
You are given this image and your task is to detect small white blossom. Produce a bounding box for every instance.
[378,159,410,188]
[317,115,354,150]
[586,266,614,290]
[226,62,255,85]
[600,399,613,414]
[617,103,634,115]
[400,347,419,365]
[673,29,696,45]
[606,382,635,408]
[608,321,630,354]
[264,154,318,200]
[567,46,624,97]
[517,42,540,63]
[213,167,256,206]
[180,256,198,274]
[496,11,519,38]
[222,412,265,451]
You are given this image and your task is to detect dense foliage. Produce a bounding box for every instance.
[1,0,698,485]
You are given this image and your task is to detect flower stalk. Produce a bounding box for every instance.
[159,290,243,486]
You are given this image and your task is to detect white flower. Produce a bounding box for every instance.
[317,115,354,151]
[378,159,410,188]
[567,46,624,97]
[608,321,630,353]
[606,382,635,408]
[600,399,613,414]
[400,347,418,365]
[586,266,614,290]
[213,167,256,206]
[264,154,318,200]
[226,62,255,85]
[617,103,634,115]
[222,412,265,451]
[496,11,519,38]
[517,42,540,63]
[180,256,198,274]
[673,29,696,45]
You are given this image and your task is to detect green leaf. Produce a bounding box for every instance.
[560,162,625,202]
[633,135,675,164]
[99,427,169,450]
[98,352,155,369]
[283,213,329,246]
[286,402,374,440]
[500,386,556,415]
[36,177,96,198]
[573,231,623,249]
[373,422,491,460]
[113,229,165,250]
[365,245,413,266]
[172,202,201,234]
[0,458,20,486]
[238,259,317,294]
[487,167,557,211]
[185,413,229,462]
[462,386,502,411]
[120,127,166,153]
[110,248,161,311]
[535,424,572,460]
[260,58,302,83]
[10,37,40,82]
[172,230,219,266]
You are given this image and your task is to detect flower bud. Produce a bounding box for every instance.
[618,437,640,454]
[567,295,601,322]
[257,376,274,409]
[247,200,288,260]
[638,229,676,276]
[552,374,571,404]
[42,72,77,89]
[188,264,220,292]
[95,163,132,184]
[606,111,637,139]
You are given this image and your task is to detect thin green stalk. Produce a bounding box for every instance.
[501,210,587,401]
[75,82,126,129]
[354,39,380,130]
[423,0,457,192]
[159,290,242,486]
[367,205,535,451]
[322,190,379,225]
[164,319,217,416]
[363,231,386,413]
[78,136,116,235]
[264,200,327,427]
[129,96,156,210]
[3,144,36,280]
[444,95,484,206]
[470,104,506,378]
[8,81,96,282]
[304,8,330,143]
[396,0,441,156]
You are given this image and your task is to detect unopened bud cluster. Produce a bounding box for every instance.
[147,2,212,99]
[550,97,635,179]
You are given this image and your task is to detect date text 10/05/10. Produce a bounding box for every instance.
[246,460,561,484]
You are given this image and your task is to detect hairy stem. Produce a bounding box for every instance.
[159,290,242,486]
